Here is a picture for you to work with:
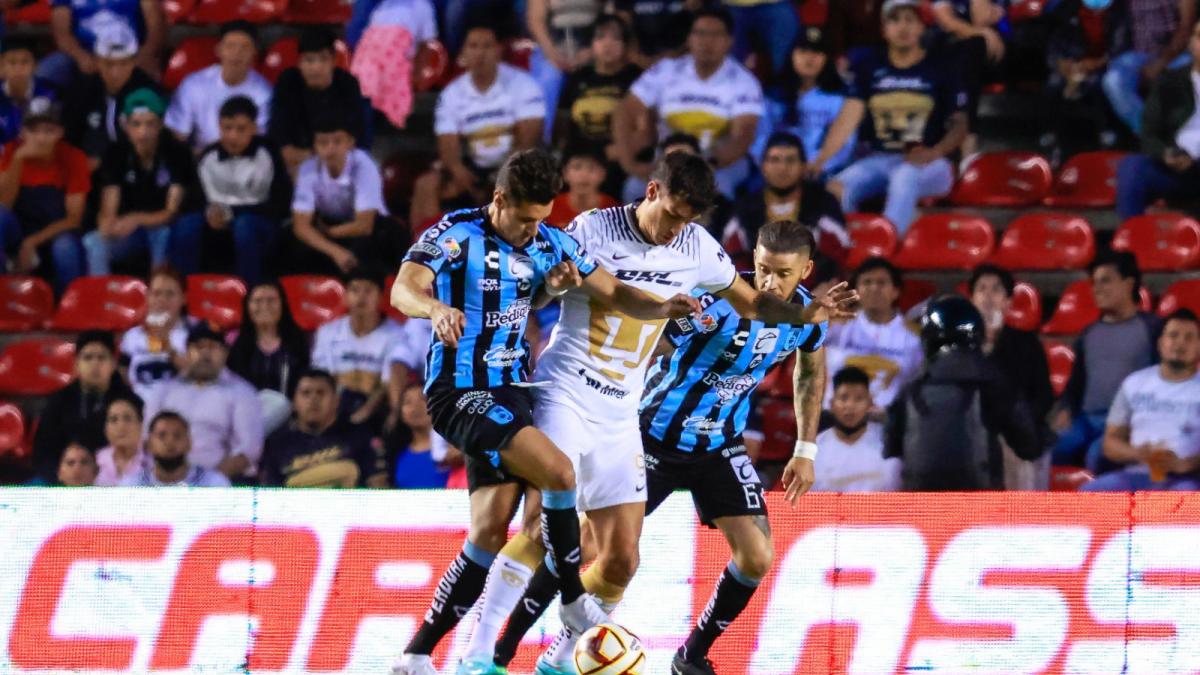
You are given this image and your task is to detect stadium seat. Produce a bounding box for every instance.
[0,338,75,396]
[163,36,219,90]
[892,214,995,270]
[898,279,937,313]
[280,275,346,331]
[757,354,795,399]
[381,274,409,324]
[755,398,798,462]
[1041,279,1154,335]
[989,212,1095,270]
[504,38,536,71]
[282,0,352,23]
[0,402,25,457]
[189,0,286,23]
[259,36,351,84]
[1044,342,1074,397]
[954,279,1042,331]
[50,276,147,332]
[1009,0,1045,21]
[1112,214,1200,271]
[413,40,449,93]
[948,151,1052,207]
[5,0,49,25]
[163,0,197,22]
[1158,279,1200,317]
[845,213,899,270]
[187,274,247,331]
[797,0,828,25]
[1050,465,1094,491]
[0,275,54,332]
[1044,151,1127,208]
[383,152,435,214]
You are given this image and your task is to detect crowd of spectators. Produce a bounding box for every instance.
[2,0,1198,493]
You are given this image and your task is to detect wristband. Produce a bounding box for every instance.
[546,284,569,297]
[793,440,818,461]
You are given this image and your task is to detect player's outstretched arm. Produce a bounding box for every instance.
[391,261,466,346]
[717,275,858,325]
[578,264,703,320]
[782,348,826,507]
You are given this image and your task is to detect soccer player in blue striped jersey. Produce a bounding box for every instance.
[389,149,702,675]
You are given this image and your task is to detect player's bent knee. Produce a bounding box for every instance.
[468,522,508,553]
[597,546,640,586]
[733,538,774,580]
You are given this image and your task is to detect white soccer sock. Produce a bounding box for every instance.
[464,553,535,660]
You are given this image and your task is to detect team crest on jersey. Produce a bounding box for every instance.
[509,253,534,279]
[442,237,462,260]
[684,416,723,434]
[698,314,719,332]
[752,329,780,354]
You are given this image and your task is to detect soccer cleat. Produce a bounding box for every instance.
[455,656,506,675]
[533,654,576,675]
[559,594,608,633]
[390,653,437,675]
[671,651,717,675]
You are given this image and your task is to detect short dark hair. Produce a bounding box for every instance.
[219,20,258,45]
[298,26,336,55]
[149,263,185,291]
[1090,250,1142,303]
[296,368,337,391]
[344,264,383,289]
[311,111,355,137]
[76,330,115,355]
[593,14,631,43]
[764,131,806,162]
[219,95,258,121]
[853,256,903,290]
[562,145,605,168]
[1,36,36,56]
[659,132,701,155]
[108,395,144,420]
[833,366,871,390]
[757,220,815,255]
[968,263,1014,297]
[691,7,735,34]
[496,148,563,205]
[650,151,716,214]
[149,410,189,434]
[462,20,502,43]
[1165,308,1200,330]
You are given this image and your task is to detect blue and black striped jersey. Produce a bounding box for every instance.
[639,275,827,452]
[402,207,598,390]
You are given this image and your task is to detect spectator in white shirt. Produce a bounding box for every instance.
[121,411,231,487]
[142,322,264,481]
[165,20,272,152]
[120,266,190,400]
[94,396,149,486]
[813,366,901,492]
[1084,309,1200,492]
[289,114,395,276]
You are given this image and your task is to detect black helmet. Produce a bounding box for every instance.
[920,295,984,360]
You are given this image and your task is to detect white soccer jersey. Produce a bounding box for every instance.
[434,63,545,170]
[534,204,737,422]
[310,316,405,395]
[823,312,923,408]
[120,322,190,400]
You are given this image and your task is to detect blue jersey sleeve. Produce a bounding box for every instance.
[547,227,598,276]
[402,218,468,276]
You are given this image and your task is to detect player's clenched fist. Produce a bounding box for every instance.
[658,293,703,319]
[545,260,584,295]
[429,302,466,347]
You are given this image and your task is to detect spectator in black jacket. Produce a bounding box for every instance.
[33,331,138,483]
[227,280,310,398]
[170,96,290,286]
[1053,251,1161,471]
[268,26,371,178]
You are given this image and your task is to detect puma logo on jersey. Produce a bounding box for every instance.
[614,269,682,287]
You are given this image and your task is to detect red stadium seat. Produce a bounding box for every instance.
[163,0,197,23]
[1009,0,1045,21]
[845,213,899,270]
[0,402,25,457]
[282,0,351,23]
[413,40,449,93]
[1041,279,1153,335]
[383,152,435,213]
[1044,151,1127,208]
[259,36,351,84]
[797,0,828,26]
[187,274,247,331]
[757,353,795,399]
[954,279,1042,331]
[949,152,1052,207]
[1050,465,1094,491]
[189,0,286,23]
[1112,214,1200,271]
[380,274,409,324]
[1044,342,1075,397]
[0,338,75,396]
[755,398,797,463]
[892,214,995,270]
[0,275,54,332]
[898,279,937,313]
[989,212,1095,270]
[1157,279,1200,317]
[51,276,147,332]
[163,36,219,90]
[280,275,345,331]
[5,0,50,25]
[504,38,536,71]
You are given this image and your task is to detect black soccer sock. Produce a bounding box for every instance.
[406,541,492,655]
[494,563,559,666]
[681,561,760,662]
[541,489,586,604]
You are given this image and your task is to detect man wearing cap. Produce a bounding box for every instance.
[84,88,194,275]
[47,0,163,85]
[809,0,969,235]
[0,96,88,291]
[166,20,272,153]
[0,37,57,145]
[143,322,265,481]
[63,28,162,171]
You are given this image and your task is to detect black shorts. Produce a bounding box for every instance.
[643,433,767,528]
[427,384,533,491]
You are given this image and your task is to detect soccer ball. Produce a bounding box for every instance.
[573,623,646,675]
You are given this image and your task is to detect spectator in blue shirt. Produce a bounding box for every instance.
[0,38,56,145]
[45,0,163,86]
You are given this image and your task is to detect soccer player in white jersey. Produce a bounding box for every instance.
[460,152,857,674]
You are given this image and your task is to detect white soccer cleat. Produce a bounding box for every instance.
[537,625,582,672]
[559,593,608,633]
[390,653,437,675]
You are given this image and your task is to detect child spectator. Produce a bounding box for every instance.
[94,396,147,486]
[546,148,617,228]
[0,97,88,291]
[0,38,55,145]
[173,96,290,286]
[227,281,311,398]
[47,0,162,84]
[165,21,272,152]
[347,0,438,129]
[391,383,453,488]
[121,411,231,487]
[63,31,161,170]
[55,442,98,486]
[289,114,394,275]
[270,26,371,177]
[85,89,192,276]
[120,266,189,400]
[813,367,900,492]
[260,369,386,488]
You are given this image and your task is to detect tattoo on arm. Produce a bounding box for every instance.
[794,349,826,442]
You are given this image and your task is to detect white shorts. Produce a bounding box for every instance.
[533,394,647,513]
